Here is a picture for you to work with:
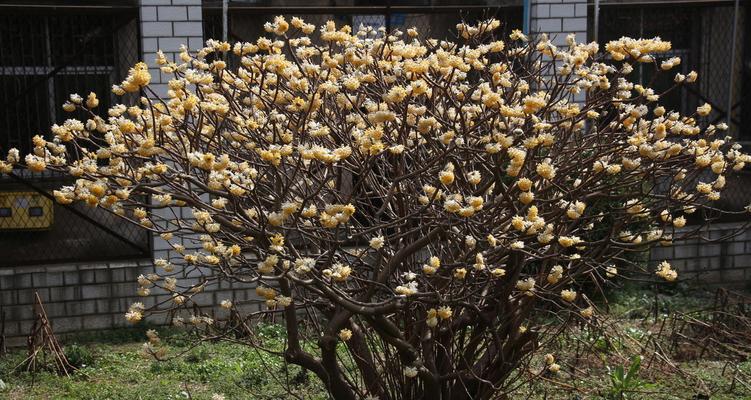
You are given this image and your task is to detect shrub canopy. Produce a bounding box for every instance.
[4,17,750,400]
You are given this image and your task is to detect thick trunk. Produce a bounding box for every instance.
[348,322,388,399]
[280,279,357,400]
[320,336,358,400]
[421,373,442,399]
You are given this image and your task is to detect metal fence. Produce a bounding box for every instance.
[0,6,151,266]
[595,1,750,214]
[595,1,746,138]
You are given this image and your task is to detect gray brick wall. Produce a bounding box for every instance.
[139,0,203,96]
[530,0,588,104]
[530,0,588,47]
[0,260,262,347]
[142,0,207,286]
[650,222,751,288]
[1,262,144,346]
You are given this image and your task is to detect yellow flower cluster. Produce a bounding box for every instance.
[5,16,750,368]
[319,204,356,228]
[656,261,678,282]
[113,62,151,94]
[605,37,672,62]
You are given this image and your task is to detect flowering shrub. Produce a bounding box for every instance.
[4,17,750,399]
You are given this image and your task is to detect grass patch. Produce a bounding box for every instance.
[0,289,747,399]
[0,325,325,400]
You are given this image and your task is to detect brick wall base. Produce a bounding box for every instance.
[0,260,260,347]
[650,222,751,289]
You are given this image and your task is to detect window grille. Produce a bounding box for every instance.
[0,6,151,266]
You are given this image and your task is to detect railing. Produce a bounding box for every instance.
[597,1,746,139]
[0,6,151,266]
[596,1,751,215]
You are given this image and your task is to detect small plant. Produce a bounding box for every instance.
[184,346,211,364]
[63,344,95,369]
[238,366,269,388]
[604,355,653,399]
[149,358,181,374]
[255,323,286,340]
[579,327,620,354]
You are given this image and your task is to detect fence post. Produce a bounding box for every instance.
[222,0,228,43]
[593,0,600,44]
[385,0,392,34]
[727,0,740,130]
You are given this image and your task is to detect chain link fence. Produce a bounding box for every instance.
[0,6,151,266]
[595,1,750,214]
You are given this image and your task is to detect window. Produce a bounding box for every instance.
[0,6,150,266]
